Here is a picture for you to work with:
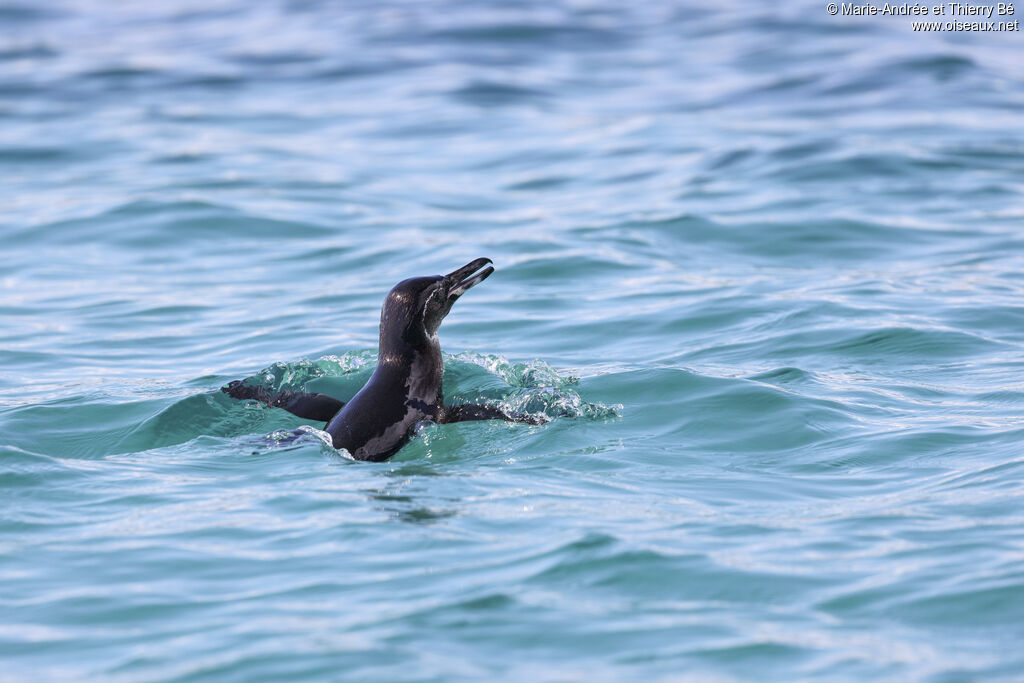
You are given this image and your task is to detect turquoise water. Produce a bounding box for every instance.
[3,0,1024,679]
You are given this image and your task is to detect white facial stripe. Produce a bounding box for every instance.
[422,290,435,319]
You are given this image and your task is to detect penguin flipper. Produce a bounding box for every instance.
[442,403,549,425]
[221,381,345,422]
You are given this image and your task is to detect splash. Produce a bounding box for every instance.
[234,350,618,422]
[449,351,620,420]
[248,350,377,391]
[262,424,335,448]
[449,351,579,387]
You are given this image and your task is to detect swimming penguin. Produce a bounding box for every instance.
[222,258,546,461]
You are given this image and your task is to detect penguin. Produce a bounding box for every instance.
[223,258,545,461]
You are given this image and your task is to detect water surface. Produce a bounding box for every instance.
[2,1,1024,679]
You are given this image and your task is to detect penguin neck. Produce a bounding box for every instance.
[375,326,444,402]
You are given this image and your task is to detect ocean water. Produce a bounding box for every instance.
[2,0,1024,679]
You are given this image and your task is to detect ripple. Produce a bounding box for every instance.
[450,81,549,107]
[19,199,335,248]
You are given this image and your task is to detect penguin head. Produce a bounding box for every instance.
[380,258,494,349]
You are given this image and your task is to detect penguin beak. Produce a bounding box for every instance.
[445,258,494,300]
